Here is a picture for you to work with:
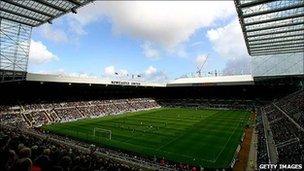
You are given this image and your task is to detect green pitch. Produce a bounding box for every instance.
[43,108,250,168]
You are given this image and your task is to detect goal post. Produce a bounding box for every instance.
[93,128,112,140]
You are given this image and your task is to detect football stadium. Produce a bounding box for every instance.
[0,1,303,171]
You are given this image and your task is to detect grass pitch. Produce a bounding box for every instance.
[44,108,250,168]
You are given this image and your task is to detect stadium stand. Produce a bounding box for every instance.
[0,98,160,128]
[1,88,303,170]
[274,90,304,128]
[0,77,303,170]
[256,109,269,165]
[260,90,304,165]
[0,125,136,171]
[158,98,254,110]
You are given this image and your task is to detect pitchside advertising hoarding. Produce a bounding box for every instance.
[259,164,302,170]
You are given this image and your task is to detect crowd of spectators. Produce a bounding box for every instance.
[158,98,254,110]
[274,90,304,128]
[0,97,229,171]
[256,110,269,165]
[261,90,304,165]
[0,123,200,171]
[0,98,160,128]
[269,116,302,144]
[264,106,283,123]
[3,90,302,169]
[277,141,304,164]
[0,125,137,171]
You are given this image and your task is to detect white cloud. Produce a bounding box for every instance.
[70,1,235,49]
[141,42,159,59]
[68,2,105,26]
[65,72,97,78]
[104,65,116,76]
[29,40,58,65]
[103,65,129,77]
[207,19,251,75]
[145,66,157,75]
[207,19,249,60]
[168,45,188,58]
[38,24,68,43]
[67,19,87,36]
[34,69,98,78]
[43,2,235,59]
[144,66,168,83]
[106,2,234,47]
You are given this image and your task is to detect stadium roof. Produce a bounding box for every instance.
[234,0,304,56]
[0,0,93,27]
[167,75,254,87]
[26,73,166,87]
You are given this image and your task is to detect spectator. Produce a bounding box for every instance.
[15,147,32,171]
[34,149,51,171]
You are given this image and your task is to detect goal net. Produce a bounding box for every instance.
[93,128,112,140]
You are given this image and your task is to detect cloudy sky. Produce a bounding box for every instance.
[29,1,251,83]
